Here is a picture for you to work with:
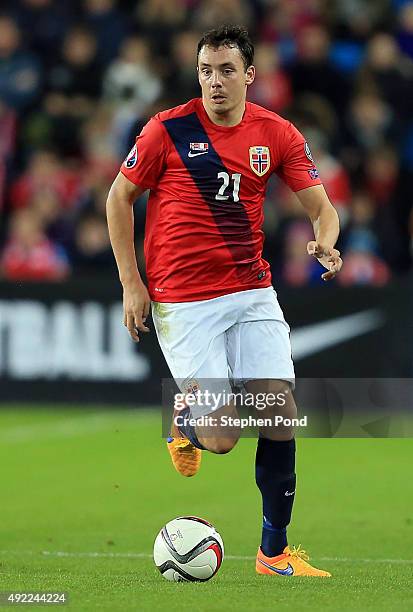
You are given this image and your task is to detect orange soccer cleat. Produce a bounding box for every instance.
[256,544,332,577]
[167,436,202,477]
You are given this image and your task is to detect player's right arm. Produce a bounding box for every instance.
[106,172,150,342]
[107,116,168,341]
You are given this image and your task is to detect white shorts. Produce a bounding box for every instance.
[152,287,295,417]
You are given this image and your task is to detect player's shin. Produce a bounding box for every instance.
[255,437,296,557]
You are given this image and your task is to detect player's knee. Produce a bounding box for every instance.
[202,436,239,454]
[259,426,294,441]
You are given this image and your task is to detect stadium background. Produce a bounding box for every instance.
[0,0,412,400]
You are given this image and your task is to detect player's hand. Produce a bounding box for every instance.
[122,280,151,342]
[307,241,343,281]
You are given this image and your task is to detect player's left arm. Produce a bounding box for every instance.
[296,184,343,281]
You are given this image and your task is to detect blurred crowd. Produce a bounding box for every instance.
[0,0,412,286]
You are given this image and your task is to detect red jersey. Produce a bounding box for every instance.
[121,98,322,302]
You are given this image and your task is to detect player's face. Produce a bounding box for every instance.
[197,45,255,120]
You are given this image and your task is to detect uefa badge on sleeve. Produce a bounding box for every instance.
[308,167,319,180]
[124,144,138,169]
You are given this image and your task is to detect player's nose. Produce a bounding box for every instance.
[210,71,223,87]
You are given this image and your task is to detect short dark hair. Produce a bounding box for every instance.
[197,25,254,71]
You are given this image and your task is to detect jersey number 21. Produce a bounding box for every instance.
[216,172,241,203]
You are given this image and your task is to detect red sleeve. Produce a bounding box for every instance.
[120,117,167,190]
[275,122,322,192]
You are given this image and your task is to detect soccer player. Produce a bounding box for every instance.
[106,25,342,578]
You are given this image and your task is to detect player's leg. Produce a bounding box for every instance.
[194,401,241,454]
[248,383,330,576]
[228,288,331,576]
[226,303,297,553]
[246,378,297,558]
[170,336,242,455]
[152,297,240,475]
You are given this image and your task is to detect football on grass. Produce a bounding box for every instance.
[153,516,224,582]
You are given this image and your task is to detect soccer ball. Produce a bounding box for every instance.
[153,516,224,582]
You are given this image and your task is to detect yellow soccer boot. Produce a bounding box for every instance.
[167,435,202,477]
[256,544,331,577]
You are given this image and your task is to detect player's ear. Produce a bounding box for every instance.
[245,65,255,86]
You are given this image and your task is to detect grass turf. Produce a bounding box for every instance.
[0,407,412,611]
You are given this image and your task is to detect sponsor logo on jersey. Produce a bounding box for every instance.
[124,144,137,168]
[188,142,209,157]
[304,142,314,163]
[308,168,319,179]
[249,146,270,176]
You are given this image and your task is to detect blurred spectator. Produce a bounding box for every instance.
[397,1,413,58]
[23,91,86,157]
[288,93,339,146]
[80,105,119,176]
[103,36,162,154]
[364,147,400,207]
[103,36,162,116]
[288,24,350,113]
[82,0,129,67]
[328,0,390,41]
[10,0,74,67]
[48,26,102,102]
[358,33,413,122]
[248,43,292,113]
[337,250,390,285]
[135,0,188,56]
[0,15,42,112]
[260,0,323,53]
[0,162,6,214]
[339,192,391,285]
[30,188,75,247]
[191,0,252,32]
[342,92,398,174]
[0,101,17,209]
[0,102,17,161]
[0,208,70,281]
[10,150,81,211]
[166,31,203,104]
[71,211,115,273]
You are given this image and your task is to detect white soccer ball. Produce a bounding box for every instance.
[153,516,224,582]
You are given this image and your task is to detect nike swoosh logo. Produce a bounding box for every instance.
[284,490,295,496]
[188,151,208,157]
[258,558,294,575]
[291,310,385,361]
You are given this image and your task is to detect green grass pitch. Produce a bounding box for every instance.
[0,407,412,611]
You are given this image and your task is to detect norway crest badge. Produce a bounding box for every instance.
[249,146,270,176]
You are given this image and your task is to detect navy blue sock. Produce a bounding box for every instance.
[168,406,205,450]
[255,437,296,557]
